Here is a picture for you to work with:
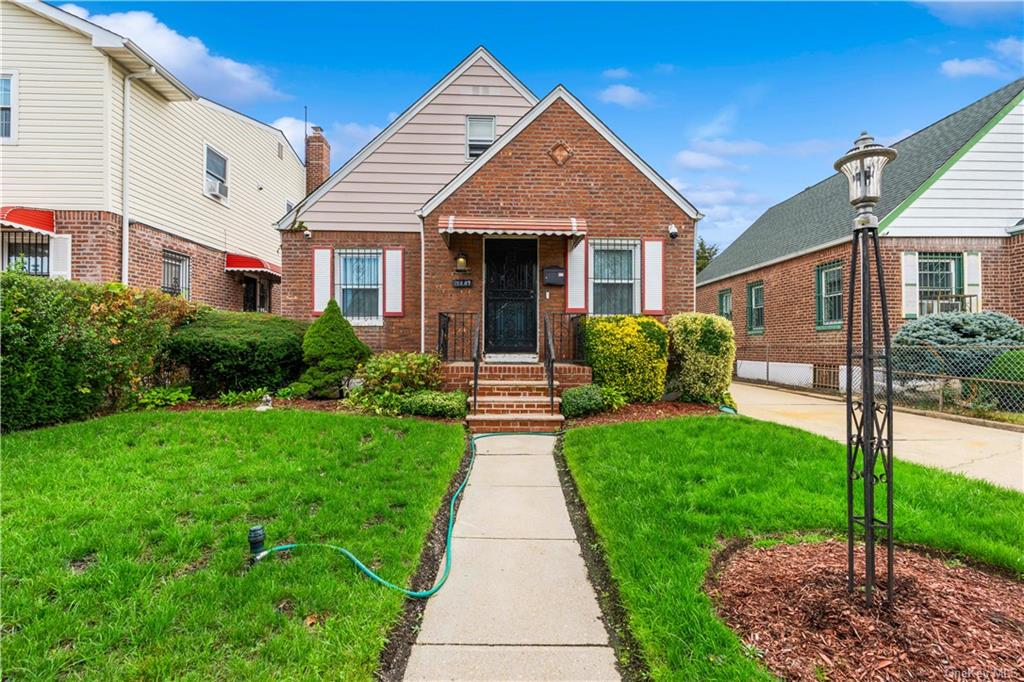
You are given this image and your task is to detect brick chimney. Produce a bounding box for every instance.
[305,126,331,194]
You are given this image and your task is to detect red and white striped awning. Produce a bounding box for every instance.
[225,253,282,280]
[0,206,56,235]
[438,216,587,237]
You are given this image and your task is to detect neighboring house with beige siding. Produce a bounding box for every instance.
[0,0,305,312]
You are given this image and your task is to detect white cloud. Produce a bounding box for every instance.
[60,4,283,103]
[271,116,313,161]
[330,121,383,162]
[990,36,1024,65]
[598,84,650,108]
[673,150,732,170]
[692,138,769,156]
[921,2,1022,28]
[654,63,677,75]
[602,67,632,79]
[387,111,399,123]
[940,57,1005,78]
[692,106,737,139]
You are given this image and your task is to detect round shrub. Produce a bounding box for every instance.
[666,312,736,406]
[560,384,627,418]
[976,350,1024,412]
[893,311,1024,379]
[292,300,371,399]
[1,273,193,431]
[581,315,668,403]
[355,352,442,396]
[166,309,307,398]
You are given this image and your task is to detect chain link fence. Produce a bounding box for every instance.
[734,342,1024,422]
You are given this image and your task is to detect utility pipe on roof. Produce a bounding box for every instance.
[121,68,155,284]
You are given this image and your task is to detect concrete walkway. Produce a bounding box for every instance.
[732,382,1024,492]
[404,435,619,681]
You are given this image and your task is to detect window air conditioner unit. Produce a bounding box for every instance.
[205,178,229,199]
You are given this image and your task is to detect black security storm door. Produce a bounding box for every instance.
[484,239,537,353]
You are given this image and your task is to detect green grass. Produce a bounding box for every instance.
[1,410,464,679]
[563,415,1024,680]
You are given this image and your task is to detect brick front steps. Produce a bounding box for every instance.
[444,361,591,433]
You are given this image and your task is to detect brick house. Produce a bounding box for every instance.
[278,48,702,430]
[0,0,305,311]
[695,78,1024,388]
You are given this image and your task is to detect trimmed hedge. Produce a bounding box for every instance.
[167,310,307,398]
[666,312,735,407]
[581,315,668,403]
[1,273,193,431]
[399,390,467,418]
[292,300,371,399]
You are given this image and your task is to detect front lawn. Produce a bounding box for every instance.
[562,416,1024,680]
[1,410,464,679]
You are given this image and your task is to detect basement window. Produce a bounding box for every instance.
[162,251,191,300]
[466,116,496,159]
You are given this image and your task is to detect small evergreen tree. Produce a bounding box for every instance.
[695,237,719,274]
[291,300,371,399]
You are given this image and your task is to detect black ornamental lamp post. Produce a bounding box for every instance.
[834,132,897,606]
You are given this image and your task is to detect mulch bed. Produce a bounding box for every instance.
[567,401,718,427]
[707,539,1024,681]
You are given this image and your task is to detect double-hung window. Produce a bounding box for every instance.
[2,231,49,276]
[589,239,641,315]
[918,252,962,316]
[0,73,16,142]
[746,281,764,333]
[162,251,191,299]
[466,116,496,159]
[204,145,229,200]
[718,289,733,320]
[335,249,382,325]
[815,262,843,329]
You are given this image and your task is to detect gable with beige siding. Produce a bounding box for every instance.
[298,58,535,233]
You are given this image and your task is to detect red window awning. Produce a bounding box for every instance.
[225,253,282,280]
[0,207,56,235]
[438,216,587,238]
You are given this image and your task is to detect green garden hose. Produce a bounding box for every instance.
[251,431,560,599]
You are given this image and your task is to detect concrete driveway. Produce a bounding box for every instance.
[731,382,1024,492]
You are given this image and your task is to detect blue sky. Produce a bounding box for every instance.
[63,1,1023,248]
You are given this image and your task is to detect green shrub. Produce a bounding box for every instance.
[399,390,467,418]
[560,384,626,418]
[166,310,307,398]
[138,386,192,409]
[0,273,193,432]
[355,352,442,396]
[292,300,371,399]
[218,387,268,407]
[893,312,1024,379]
[581,315,668,402]
[666,312,736,406]
[976,350,1024,412]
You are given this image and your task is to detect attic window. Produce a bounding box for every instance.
[466,116,496,159]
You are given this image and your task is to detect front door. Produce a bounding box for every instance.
[485,239,537,353]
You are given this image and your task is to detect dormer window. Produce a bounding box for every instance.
[466,116,496,159]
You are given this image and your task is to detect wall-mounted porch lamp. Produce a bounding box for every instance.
[454,251,469,273]
[835,131,897,607]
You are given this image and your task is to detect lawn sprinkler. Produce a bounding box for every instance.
[248,525,269,563]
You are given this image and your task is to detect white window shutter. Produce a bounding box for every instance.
[312,247,332,314]
[49,235,72,279]
[383,247,404,316]
[642,239,664,314]
[964,251,982,311]
[566,238,587,312]
[901,251,918,318]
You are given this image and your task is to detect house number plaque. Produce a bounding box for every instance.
[452,279,473,288]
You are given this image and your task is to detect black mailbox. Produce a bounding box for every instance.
[543,266,565,286]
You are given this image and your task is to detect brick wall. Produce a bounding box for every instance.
[695,234,1020,367]
[279,229,421,351]
[422,98,696,353]
[47,209,272,312]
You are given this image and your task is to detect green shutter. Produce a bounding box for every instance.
[746,284,753,331]
[814,266,822,327]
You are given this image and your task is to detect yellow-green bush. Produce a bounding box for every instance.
[581,315,668,402]
[666,312,735,407]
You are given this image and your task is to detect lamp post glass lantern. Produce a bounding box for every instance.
[834,132,897,607]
